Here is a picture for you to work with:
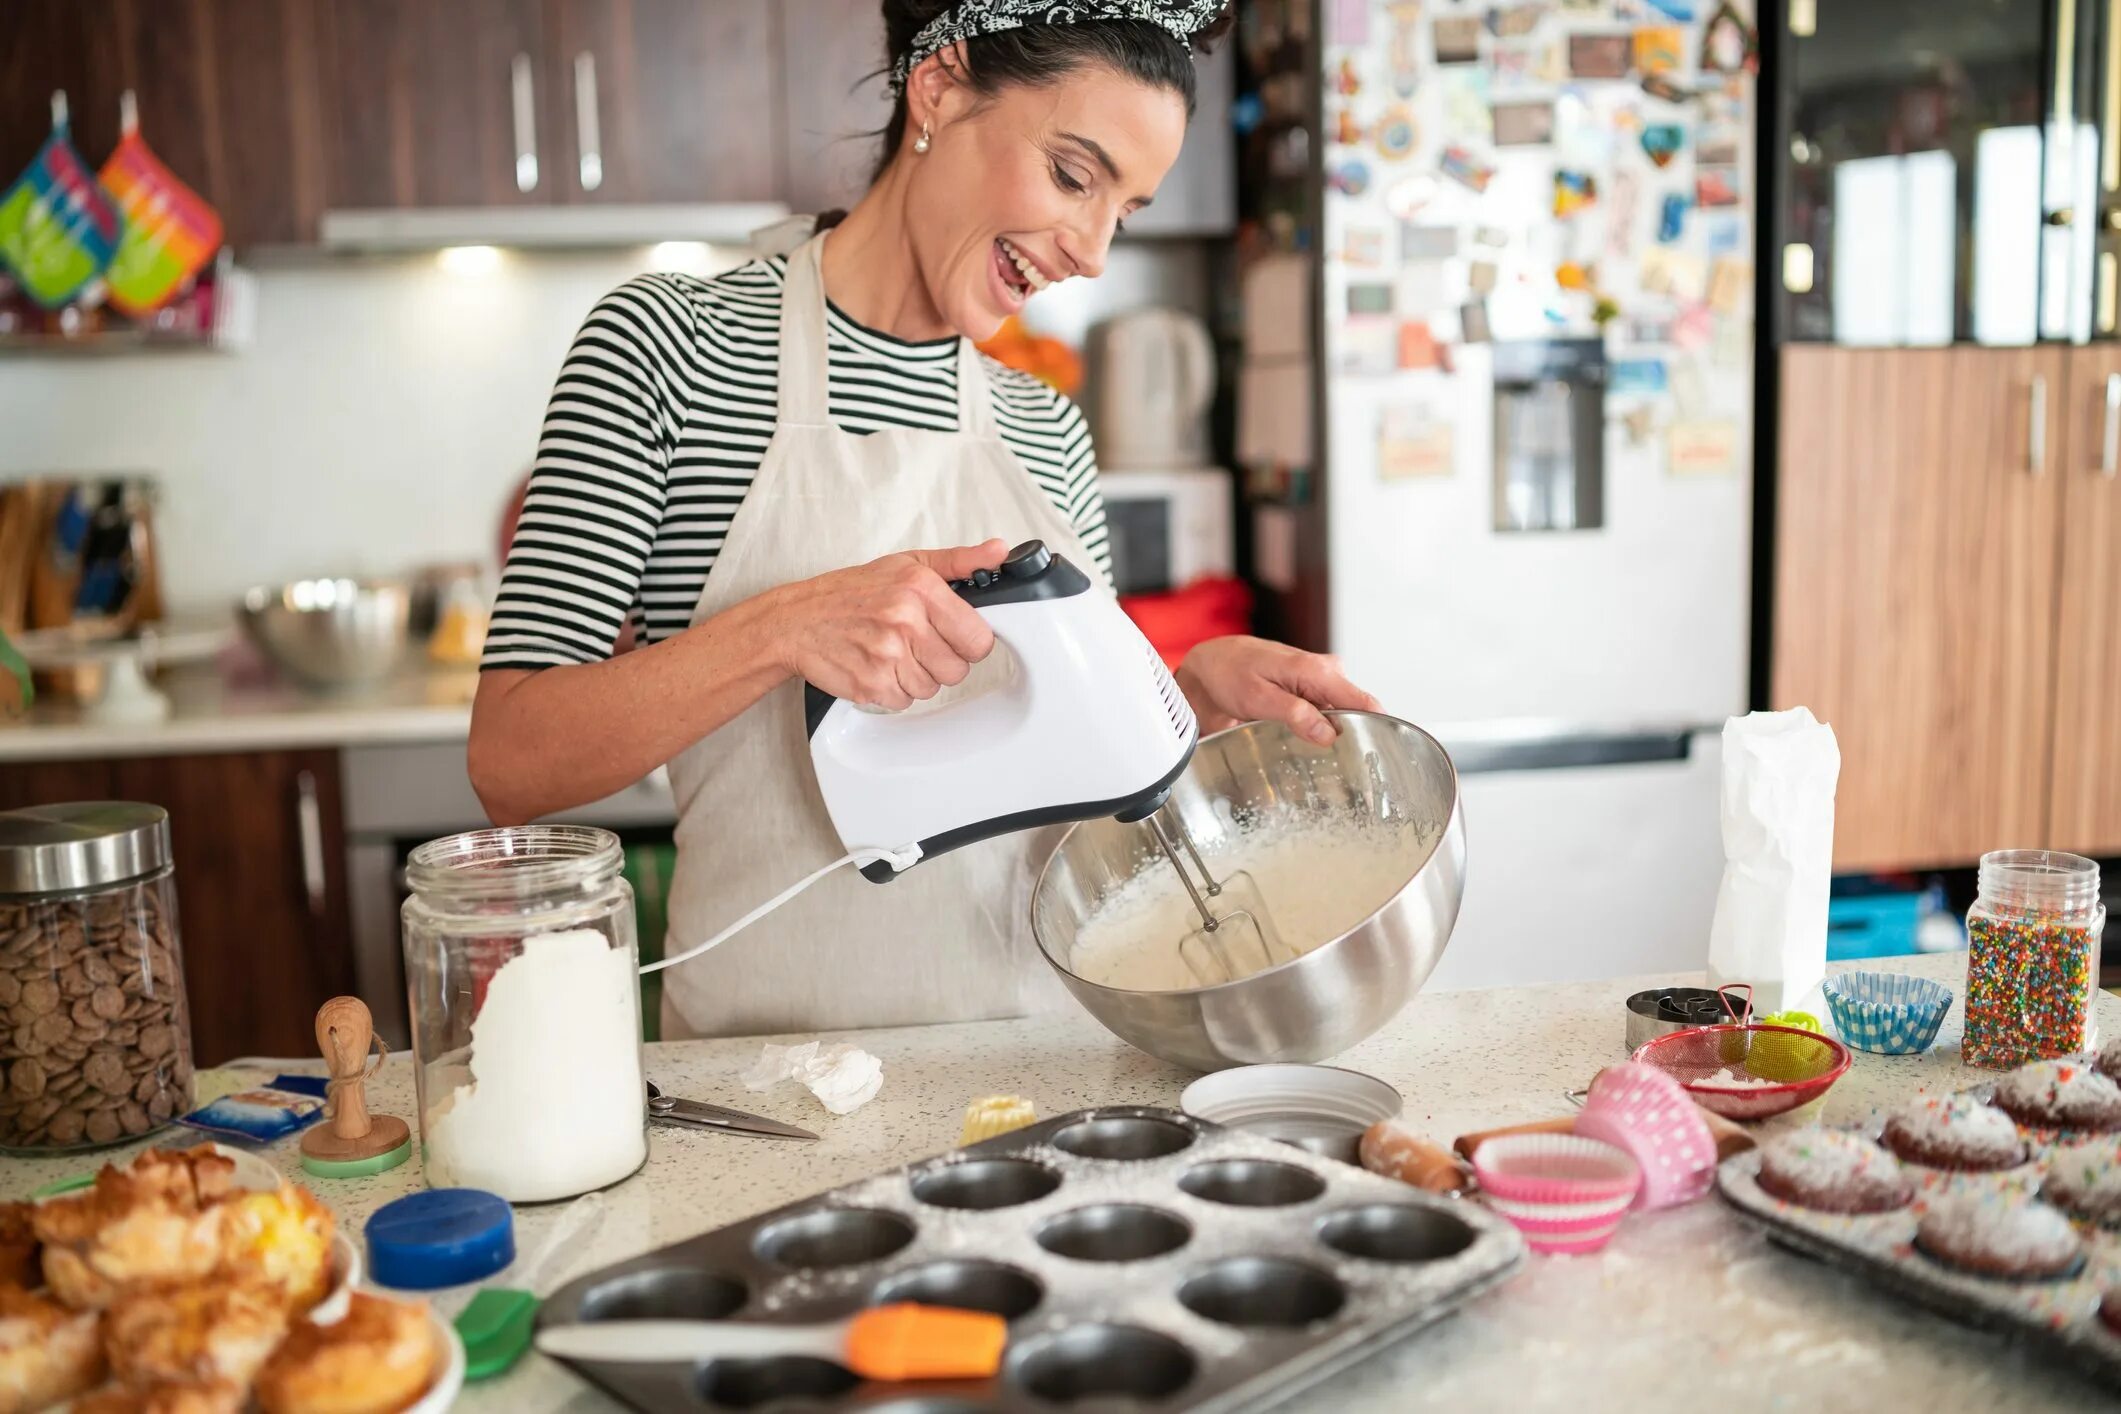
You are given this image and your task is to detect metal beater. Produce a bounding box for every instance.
[1146,809,1295,986]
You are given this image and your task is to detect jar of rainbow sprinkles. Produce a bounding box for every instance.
[1964,850,2104,1069]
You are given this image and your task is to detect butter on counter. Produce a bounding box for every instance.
[960,1095,1037,1145]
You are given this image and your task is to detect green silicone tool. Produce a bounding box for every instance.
[300,1135,412,1180]
[30,1173,93,1200]
[457,1191,606,1382]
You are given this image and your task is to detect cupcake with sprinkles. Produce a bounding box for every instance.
[2094,1035,2121,1085]
[1881,1093,2030,1173]
[2042,1137,2121,1229]
[1993,1059,2121,1134]
[1756,1128,1912,1215]
[1914,1195,2085,1280]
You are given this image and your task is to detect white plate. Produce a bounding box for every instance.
[406,1304,468,1414]
[1181,1064,1403,1158]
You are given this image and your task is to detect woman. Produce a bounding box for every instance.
[470,0,1380,1040]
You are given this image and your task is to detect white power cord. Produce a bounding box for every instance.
[639,843,922,975]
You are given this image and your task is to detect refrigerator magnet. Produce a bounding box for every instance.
[1401,224,1460,260]
[1556,261,1595,291]
[1347,281,1397,317]
[1610,357,1668,396]
[1490,44,1537,92]
[1341,316,1400,376]
[1468,259,1500,294]
[1397,320,1453,372]
[1341,225,1390,267]
[1697,123,1741,167]
[1334,107,1367,147]
[1657,192,1690,243]
[1707,258,1752,314]
[1434,16,1485,63]
[1492,101,1554,146]
[1460,300,1494,343]
[1440,146,1497,192]
[1639,123,1684,167]
[1559,0,1614,14]
[1695,166,1741,208]
[1330,157,1374,196]
[1640,72,1691,103]
[1701,212,1746,256]
[1376,105,1419,162]
[1712,315,1751,368]
[1668,357,1709,414]
[1699,1,1759,73]
[1386,0,1425,96]
[1489,3,1549,37]
[1335,56,1363,96]
[1672,304,1713,351]
[1329,0,1373,46]
[1379,404,1457,480]
[1622,405,1657,447]
[1552,170,1598,218]
[1385,173,1443,219]
[1568,34,1631,79]
[1441,70,1493,143]
[1641,247,1707,300]
[1633,26,1684,74]
[1666,421,1737,476]
[1604,170,1641,264]
[1645,0,1696,18]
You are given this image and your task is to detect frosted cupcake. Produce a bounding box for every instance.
[2096,1037,2121,1085]
[1882,1094,2029,1171]
[1756,1129,1912,1215]
[1994,1060,2121,1134]
[1915,1196,2085,1280]
[2043,1137,2121,1229]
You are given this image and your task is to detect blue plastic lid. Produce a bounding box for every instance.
[367,1189,515,1290]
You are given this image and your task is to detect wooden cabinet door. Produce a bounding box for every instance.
[776,0,892,216]
[0,2,129,189]
[547,0,778,205]
[1772,346,2065,872]
[322,0,553,210]
[0,752,356,1066]
[2050,348,2121,854]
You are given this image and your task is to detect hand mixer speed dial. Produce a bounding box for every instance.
[804,540,1198,883]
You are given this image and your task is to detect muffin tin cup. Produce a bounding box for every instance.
[539,1106,1525,1413]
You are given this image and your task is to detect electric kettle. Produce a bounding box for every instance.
[1088,308,1217,470]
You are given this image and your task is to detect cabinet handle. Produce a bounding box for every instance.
[511,52,539,193]
[2106,374,2121,478]
[574,52,604,192]
[296,770,327,918]
[2029,376,2048,474]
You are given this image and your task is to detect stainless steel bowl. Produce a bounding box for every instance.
[238,577,412,688]
[1032,712,1466,1072]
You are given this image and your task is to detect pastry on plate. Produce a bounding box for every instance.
[1756,1128,1912,1214]
[72,1383,246,1414]
[216,1185,336,1313]
[2043,1137,2121,1228]
[1915,1196,2085,1280]
[1880,1094,2028,1171]
[32,1157,229,1311]
[105,1279,291,1390]
[0,1282,106,1414]
[255,1292,438,1414]
[0,1204,36,1289]
[1993,1060,2121,1133]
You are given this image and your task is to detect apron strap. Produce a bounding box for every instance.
[777,235,833,427]
[955,338,999,439]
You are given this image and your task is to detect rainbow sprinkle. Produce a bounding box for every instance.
[1964,912,2097,1069]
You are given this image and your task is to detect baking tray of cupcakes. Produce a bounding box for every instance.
[1715,1050,2121,1394]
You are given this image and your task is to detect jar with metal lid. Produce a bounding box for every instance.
[1965,849,2105,1069]
[401,824,647,1202]
[0,803,195,1152]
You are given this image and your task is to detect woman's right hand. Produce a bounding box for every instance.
[764,540,1010,710]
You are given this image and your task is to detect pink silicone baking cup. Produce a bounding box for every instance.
[1575,1062,1720,1210]
[1481,1191,1635,1254]
[1474,1133,1643,1208]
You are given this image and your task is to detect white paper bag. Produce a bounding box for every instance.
[1706,707,1843,1015]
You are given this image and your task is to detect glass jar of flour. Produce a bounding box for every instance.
[402,825,646,1201]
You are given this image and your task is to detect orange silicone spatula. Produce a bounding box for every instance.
[536,1303,1006,1382]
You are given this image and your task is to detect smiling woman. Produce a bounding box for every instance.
[469,0,1383,1043]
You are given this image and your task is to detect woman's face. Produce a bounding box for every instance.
[908,64,1189,340]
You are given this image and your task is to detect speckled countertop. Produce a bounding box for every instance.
[5,951,2114,1413]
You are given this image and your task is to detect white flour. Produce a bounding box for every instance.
[1066,824,1420,991]
[425,928,647,1202]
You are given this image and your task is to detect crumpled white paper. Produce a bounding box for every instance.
[1706,707,1842,1016]
[742,1040,884,1116]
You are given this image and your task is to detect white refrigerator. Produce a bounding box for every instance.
[1312,0,1759,989]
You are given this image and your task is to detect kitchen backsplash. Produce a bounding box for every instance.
[0,244,1211,614]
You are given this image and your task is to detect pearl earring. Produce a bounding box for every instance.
[914,123,932,154]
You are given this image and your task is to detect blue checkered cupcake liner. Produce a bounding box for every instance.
[1823,971,1954,1055]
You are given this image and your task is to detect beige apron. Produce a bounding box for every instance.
[658,233,1100,1039]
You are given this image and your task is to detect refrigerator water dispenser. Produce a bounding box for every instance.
[1492,339,1606,532]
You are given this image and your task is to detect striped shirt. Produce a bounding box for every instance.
[482,258,1111,671]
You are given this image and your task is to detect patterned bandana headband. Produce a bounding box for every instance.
[890,1,1225,95]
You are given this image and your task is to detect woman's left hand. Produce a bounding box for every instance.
[1175,636,1381,745]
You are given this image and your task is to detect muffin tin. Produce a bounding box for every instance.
[540,1106,1525,1411]
[1717,1074,2121,1395]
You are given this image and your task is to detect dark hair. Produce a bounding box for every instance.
[869,2,1234,184]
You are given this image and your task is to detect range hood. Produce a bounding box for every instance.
[319,202,792,253]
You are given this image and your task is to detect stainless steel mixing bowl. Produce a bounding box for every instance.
[238,577,412,688]
[1032,712,1466,1072]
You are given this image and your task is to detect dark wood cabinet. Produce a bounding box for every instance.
[0,751,356,1066]
[548,0,779,204]
[776,0,893,216]
[0,0,328,247]
[321,0,552,211]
